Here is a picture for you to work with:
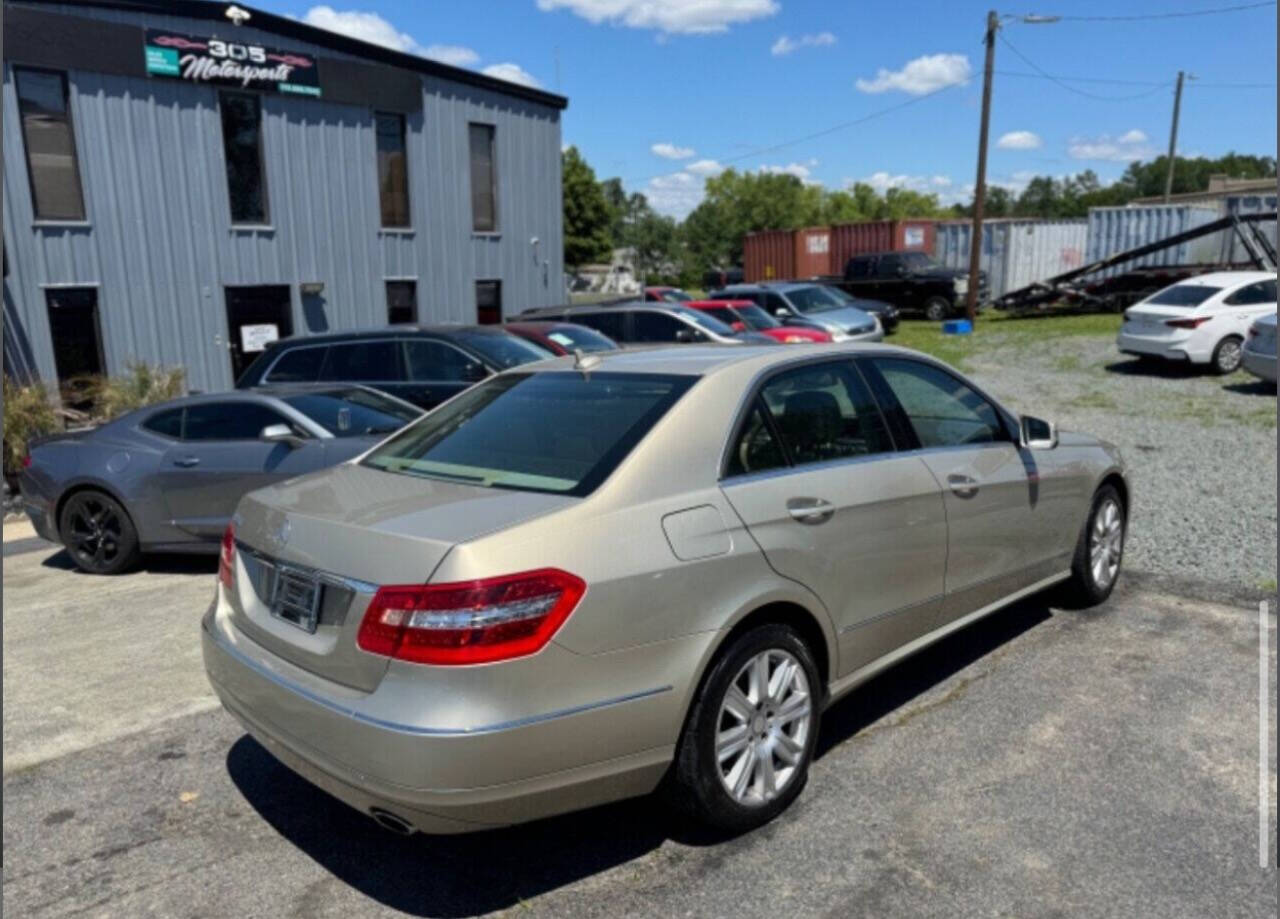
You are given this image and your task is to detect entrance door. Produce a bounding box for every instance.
[225,285,293,382]
[45,287,105,410]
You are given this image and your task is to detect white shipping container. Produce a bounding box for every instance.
[1086,205,1220,278]
[933,219,1087,299]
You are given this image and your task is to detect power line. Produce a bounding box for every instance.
[1050,1,1275,21]
[998,33,1174,99]
[996,69,1276,90]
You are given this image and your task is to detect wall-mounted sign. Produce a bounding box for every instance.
[903,226,926,249]
[240,323,280,353]
[143,29,321,97]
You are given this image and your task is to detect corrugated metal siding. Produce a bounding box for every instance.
[1003,220,1088,294]
[793,227,831,278]
[2,11,563,393]
[1086,205,1220,277]
[1221,194,1278,264]
[743,230,794,282]
[934,220,1006,295]
[830,220,935,273]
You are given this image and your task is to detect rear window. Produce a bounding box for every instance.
[362,371,696,496]
[449,330,550,369]
[282,388,420,437]
[1146,284,1221,307]
[542,325,618,352]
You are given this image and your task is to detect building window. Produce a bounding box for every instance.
[15,68,86,221]
[386,280,417,325]
[45,288,104,409]
[375,113,410,227]
[476,280,501,325]
[219,91,268,224]
[468,123,497,232]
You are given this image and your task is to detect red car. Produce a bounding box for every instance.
[504,320,621,355]
[685,300,832,344]
[644,286,693,303]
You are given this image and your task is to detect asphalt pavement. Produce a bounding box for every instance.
[2,534,1275,918]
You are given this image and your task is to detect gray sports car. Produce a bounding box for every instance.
[20,385,422,574]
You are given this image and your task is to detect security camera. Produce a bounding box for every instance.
[225,5,251,26]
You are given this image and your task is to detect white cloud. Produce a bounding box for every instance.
[771,32,837,56]
[481,63,542,88]
[651,142,696,160]
[685,158,725,176]
[302,5,425,53]
[931,175,952,187]
[646,171,706,218]
[423,43,480,67]
[1068,129,1154,162]
[759,162,815,180]
[536,0,779,35]
[997,130,1042,150]
[855,53,971,95]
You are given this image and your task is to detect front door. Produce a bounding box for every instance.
[861,356,1054,625]
[225,285,293,383]
[719,359,948,678]
[45,287,105,411]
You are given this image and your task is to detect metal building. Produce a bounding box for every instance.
[3,0,567,393]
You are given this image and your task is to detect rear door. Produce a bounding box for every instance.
[317,339,410,402]
[158,400,327,539]
[1220,278,1278,335]
[720,359,948,678]
[860,356,1060,624]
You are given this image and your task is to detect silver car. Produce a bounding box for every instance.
[1242,312,1277,383]
[20,385,422,574]
[203,344,1128,835]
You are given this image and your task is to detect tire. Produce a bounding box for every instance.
[58,489,141,575]
[1058,484,1126,608]
[1211,336,1244,375]
[923,297,951,322]
[668,623,821,832]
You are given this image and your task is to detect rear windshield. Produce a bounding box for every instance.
[282,388,421,437]
[1146,284,1221,307]
[449,330,552,369]
[361,371,696,496]
[542,324,619,352]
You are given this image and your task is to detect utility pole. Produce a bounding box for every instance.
[1162,70,1185,203]
[965,10,999,324]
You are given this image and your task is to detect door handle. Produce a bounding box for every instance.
[786,497,835,524]
[947,473,978,498]
[173,456,201,468]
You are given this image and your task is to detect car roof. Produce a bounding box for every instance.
[1173,270,1276,287]
[266,324,513,347]
[518,342,922,377]
[686,299,754,308]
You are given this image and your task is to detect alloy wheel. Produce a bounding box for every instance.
[715,648,812,807]
[1089,497,1124,590]
[1216,339,1243,373]
[65,495,125,571]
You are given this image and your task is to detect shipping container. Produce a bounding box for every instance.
[1086,205,1220,278]
[743,229,795,282]
[933,219,1088,299]
[793,226,832,278]
[1220,194,1278,264]
[829,219,935,275]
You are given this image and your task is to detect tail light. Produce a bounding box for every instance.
[357,568,586,665]
[218,522,236,589]
[21,454,32,468]
[1165,317,1212,329]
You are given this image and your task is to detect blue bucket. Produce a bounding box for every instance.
[942,319,973,335]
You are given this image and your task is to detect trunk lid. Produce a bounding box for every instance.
[226,462,577,690]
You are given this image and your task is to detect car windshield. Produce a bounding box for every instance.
[362,371,696,496]
[1145,284,1222,307]
[542,325,619,352]
[732,304,782,330]
[659,289,692,302]
[901,252,942,271]
[449,330,553,368]
[784,286,847,313]
[673,307,736,335]
[283,388,421,437]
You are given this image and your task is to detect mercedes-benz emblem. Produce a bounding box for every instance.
[271,518,291,548]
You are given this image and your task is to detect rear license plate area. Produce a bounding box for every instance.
[270,566,322,633]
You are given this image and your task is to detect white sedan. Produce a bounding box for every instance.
[1117,271,1278,374]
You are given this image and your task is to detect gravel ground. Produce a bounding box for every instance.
[959,331,1277,591]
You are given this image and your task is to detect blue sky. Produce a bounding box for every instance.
[258,1,1278,217]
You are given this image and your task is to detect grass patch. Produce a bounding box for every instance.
[890,310,1122,370]
[1258,578,1277,593]
[1069,390,1118,410]
[1054,353,1084,373]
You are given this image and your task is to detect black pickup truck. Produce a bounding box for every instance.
[818,251,985,321]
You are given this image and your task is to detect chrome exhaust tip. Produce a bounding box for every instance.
[369,807,415,836]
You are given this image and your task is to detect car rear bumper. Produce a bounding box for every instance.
[1242,345,1277,382]
[1116,330,1199,363]
[202,599,692,833]
[18,475,58,542]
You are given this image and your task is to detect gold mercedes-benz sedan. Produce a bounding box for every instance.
[203,344,1128,835]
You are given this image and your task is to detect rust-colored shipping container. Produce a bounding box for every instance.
[743,229,794,282]
[829,220,936,275]
[793,226,832,278]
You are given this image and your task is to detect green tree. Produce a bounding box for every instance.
[561,146,613,271]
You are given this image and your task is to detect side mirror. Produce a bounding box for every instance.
[260,423,305,448]
[462,362,489,382]
[1019,415,1058,450]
